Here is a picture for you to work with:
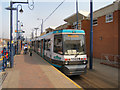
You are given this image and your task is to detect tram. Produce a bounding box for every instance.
[31,29,88,75]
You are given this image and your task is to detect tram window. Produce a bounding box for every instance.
[47,39,51,51]
[45,39,51,51]
[54,35,63,54]
[45,40,47,50]
[39,41,41,52]
[38,41,40,48]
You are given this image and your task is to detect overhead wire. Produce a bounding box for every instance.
[37,0,66,28]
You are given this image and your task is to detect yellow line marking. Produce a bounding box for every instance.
[51,65,83,89]
[39,56,83,89]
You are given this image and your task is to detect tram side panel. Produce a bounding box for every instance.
[44,35,54,63]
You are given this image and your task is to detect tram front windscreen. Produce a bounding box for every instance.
[63,34,86,55]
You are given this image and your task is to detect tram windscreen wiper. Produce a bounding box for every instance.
[75,53,79,57]
[75,52,84,57]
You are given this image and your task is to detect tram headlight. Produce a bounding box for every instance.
[65,61,68,65]
[83,61,86,64]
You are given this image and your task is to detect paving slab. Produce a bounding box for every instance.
[2,52,82,89]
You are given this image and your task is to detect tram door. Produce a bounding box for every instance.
[38,41,40,54]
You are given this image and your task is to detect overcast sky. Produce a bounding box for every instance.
[0,0,115,39]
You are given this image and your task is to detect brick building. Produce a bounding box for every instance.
[55,0,120,59]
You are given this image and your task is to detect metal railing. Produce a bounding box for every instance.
[101,54,120,68]
[0,49,9,72]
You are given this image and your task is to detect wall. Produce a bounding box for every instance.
[81,20,90,57]
[81,10,119,59]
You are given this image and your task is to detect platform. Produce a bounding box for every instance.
[2,51,82,89]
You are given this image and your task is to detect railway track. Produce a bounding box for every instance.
[0,72,7,87]
[70,75,100,89]
[70,69,119,90]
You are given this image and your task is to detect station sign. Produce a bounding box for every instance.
[15,30,25,33]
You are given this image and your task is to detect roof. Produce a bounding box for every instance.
[64,0,120,21]
[64,11,88,24]
[45,27,54,32]
[92,0,120,19]
[55,23,69,30]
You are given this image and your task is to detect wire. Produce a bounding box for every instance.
[37,0,65,28]
[44,0,65,23]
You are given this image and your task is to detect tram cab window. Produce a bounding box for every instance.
[45,39,51,51]
[63,34,85,55]
[54,35,63,54]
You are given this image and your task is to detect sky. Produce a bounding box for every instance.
[0,0,116,39]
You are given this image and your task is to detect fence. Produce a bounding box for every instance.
[101,54,120,68]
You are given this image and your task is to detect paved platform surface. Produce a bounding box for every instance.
[2,51,82,89]
[70,58,119,89]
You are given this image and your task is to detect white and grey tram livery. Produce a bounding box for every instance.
[31,29,88,75]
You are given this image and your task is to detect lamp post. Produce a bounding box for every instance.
[5,0,34,68]
[41,19,43,34]
[89,0,93,69]
[76,0,79,29]
[16,4,23,54]
[31,29,35,38]
[31,31,34,39]
[37,18,43,35]
[5,2,17,68]
[34,28,39,37]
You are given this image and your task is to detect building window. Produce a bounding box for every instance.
[72,22,77,29]
[73,22,77,26]
[93,19,98,26]
[106,13,113,23]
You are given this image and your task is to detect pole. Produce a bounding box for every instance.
[34,28,39,37]
[20,22,22,52]
[89,0,93,69]
[10,1,14,68]
[32,32,33,39]
[26,36,27,43]
[76,0,79,29]
[41,19,43,34]
[36,29,37,37]
[16,8,18,54]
